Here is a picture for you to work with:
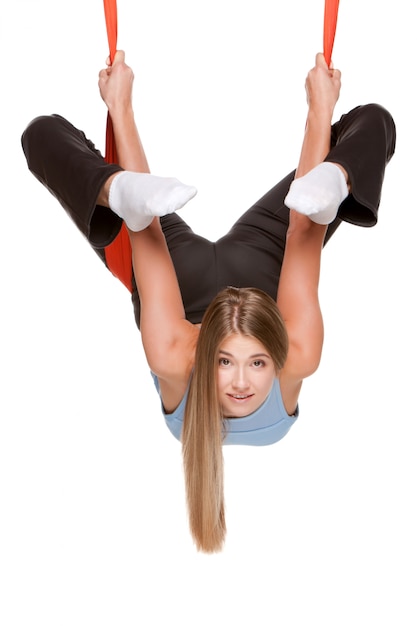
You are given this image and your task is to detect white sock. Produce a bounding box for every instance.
[284,162,349,225]
[109,171,198,231]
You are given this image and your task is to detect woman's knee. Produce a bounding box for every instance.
[22,114,63,148]
[22,115,49,159]
[352,104,396,157]
[21,114,70,169]
[362,103,396,160]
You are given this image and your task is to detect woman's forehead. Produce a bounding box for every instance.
[219,333,270,356]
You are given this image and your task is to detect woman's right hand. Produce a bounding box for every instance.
[305,53,342,118]
[98,50,134,114]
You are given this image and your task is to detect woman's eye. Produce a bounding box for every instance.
[252,360,265,368]
[219,358,230,366]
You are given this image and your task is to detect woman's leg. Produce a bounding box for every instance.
[214,104,396,300]
[21,114,219,327]
[21,114,124,261]
[214,171,321,303]
[326,103,396,226]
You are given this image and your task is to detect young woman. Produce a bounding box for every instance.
[21,51,396,552]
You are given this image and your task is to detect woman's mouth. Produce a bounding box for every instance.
[227,393,254,402]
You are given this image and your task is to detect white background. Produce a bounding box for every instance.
[1,1,416,624]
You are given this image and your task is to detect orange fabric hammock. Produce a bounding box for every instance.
[323,0,340,67]
[103,0,133,292]
[101,0,340,291]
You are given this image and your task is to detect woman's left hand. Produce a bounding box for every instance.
[305,52,342,118]
[98,49,134,114]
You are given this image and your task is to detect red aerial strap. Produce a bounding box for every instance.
[323,0,340,67]
[103,0,133,292]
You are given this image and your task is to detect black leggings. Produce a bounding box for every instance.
[21,104,396,326]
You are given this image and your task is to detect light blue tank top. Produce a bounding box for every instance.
[151,373,298,446]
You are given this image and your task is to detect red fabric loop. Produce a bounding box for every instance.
[323,0,340,67]
[103,0,133,293]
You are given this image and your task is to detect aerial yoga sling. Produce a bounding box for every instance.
[102,0,133,291]
[101,0,341,292]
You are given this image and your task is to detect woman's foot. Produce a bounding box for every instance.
[108,171,197,231]
[284,162,349,225]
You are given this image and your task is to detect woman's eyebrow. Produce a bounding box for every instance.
[218,350,271,359]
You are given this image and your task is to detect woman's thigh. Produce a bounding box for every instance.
[214,170,341,302]
[132,213,218,326]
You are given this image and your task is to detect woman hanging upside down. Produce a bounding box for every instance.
[21,51,396,553]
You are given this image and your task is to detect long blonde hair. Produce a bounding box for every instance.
[182,287,288,552]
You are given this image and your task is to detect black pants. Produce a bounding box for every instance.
[21,104,396,327]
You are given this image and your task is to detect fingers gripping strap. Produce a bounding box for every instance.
[103,0,133,293]
[323,0,340,67]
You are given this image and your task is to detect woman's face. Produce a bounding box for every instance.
[217,333,276,418]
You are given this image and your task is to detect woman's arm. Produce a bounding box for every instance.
[277,53,343,411]
[99,52,197,396]
[98,50,149,173]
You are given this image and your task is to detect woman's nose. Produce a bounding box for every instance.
[232,368,250,390]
